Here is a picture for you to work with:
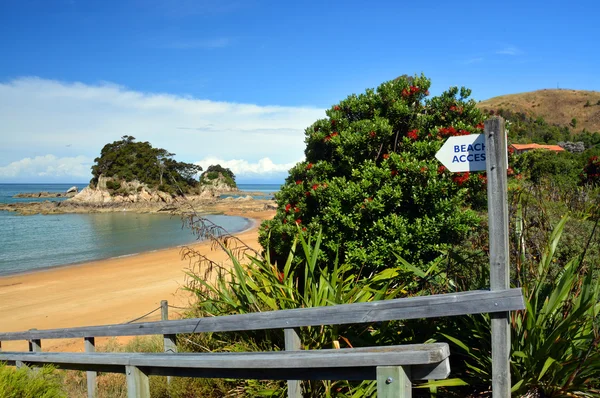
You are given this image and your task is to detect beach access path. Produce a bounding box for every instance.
[0,207,275,353]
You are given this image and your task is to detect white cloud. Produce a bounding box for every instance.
[0,155,92,180]
[0,77,324,182]
[195,156,300,179]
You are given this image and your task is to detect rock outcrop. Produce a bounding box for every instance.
[70,176,175,204]
[14,191,77,199]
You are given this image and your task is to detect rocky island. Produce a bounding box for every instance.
[2,136,274,215]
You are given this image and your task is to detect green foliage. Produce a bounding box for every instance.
[581,155,600,186]
[440,217,600,396]
[184,228,453,397]
[0,363,66,398]
[199,164,237,188]
[104,180,122,191]
[514,149,582,185]
[571,118,578,129]
[260,75,485,274]
[91,135,202,194]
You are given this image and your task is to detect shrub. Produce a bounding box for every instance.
[183,228,442,397]
[580,155,600,186]
[259,74,485,275]
[438,216,600,396]
[0,363,66,398]
[105,180,121,191]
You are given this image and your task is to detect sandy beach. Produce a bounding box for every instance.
[0,206,275,352]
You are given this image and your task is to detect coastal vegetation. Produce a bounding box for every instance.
[180,75,600,396]
[0,363,65,398]
[90,135,202,195]
[259,74,487,275]
[9,77,600,397]
[199,164,237,189]
[476,89,600,135]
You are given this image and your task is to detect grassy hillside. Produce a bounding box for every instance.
[477,89,600,133]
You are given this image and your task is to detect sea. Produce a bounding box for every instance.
[0,183,281,276]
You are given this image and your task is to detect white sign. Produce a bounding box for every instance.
[435,134,486,172]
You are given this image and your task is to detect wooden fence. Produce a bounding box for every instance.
[0,289,524,398]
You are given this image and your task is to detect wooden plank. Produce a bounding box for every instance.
[0,347,450,381]
[485,116,511,398]
[377,366,411,398]
[285,328,302,398]
[0,289,524,341]
[0,344,448,369]
[126,365,150,398]
[85,337,97,398]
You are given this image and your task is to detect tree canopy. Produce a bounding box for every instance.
[200,164,237,188]
[259,74,486,274]
[91,136,202,194]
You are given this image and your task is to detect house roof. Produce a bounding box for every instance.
[510,143,565,152]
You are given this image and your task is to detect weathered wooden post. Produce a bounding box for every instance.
[435,116,512,396]
[161,300,177,386]
[85,337,97,398]
[485,117,511,397]
[126,365,150,398]
[284,328,302,398]
[377,366,412,398]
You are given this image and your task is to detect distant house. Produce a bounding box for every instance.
[510,143,565,154]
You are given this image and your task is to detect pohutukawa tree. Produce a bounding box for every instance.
[259,74,487,274]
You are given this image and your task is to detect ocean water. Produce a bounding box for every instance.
[225,183,281,200]
[0,183,272,276]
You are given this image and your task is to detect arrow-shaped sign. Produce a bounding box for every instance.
[435,134,486,172]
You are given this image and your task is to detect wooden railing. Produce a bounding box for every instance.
[0,289,525,398]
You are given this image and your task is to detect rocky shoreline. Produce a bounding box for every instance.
[0,175,272,216]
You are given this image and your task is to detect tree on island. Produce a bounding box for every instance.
[259,74,486,274]
[91,136,202,194]
[200,164,237,188]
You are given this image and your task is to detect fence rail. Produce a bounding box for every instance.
[0,289,525,398]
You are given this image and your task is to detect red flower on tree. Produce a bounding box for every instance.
[312,184,319,190]
[369,131,376,138]
[383,153,390,159]
[437,165,446,174]
[285,204,291,212]
[306,163,313,170]
[331,132,339,137]
[391,170,398,176]
[295,180,302,185]
[452,172,470,185]
[295,219,302,225]
[476,122,484,130]
[407,129,418,140]
[333,105,340,111]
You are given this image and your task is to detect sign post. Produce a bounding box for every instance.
[484,117,510,397]
[435,116,510,397]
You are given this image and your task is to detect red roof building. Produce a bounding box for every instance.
[510,143,565,154]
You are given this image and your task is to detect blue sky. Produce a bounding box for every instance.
[1,0,598,183]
